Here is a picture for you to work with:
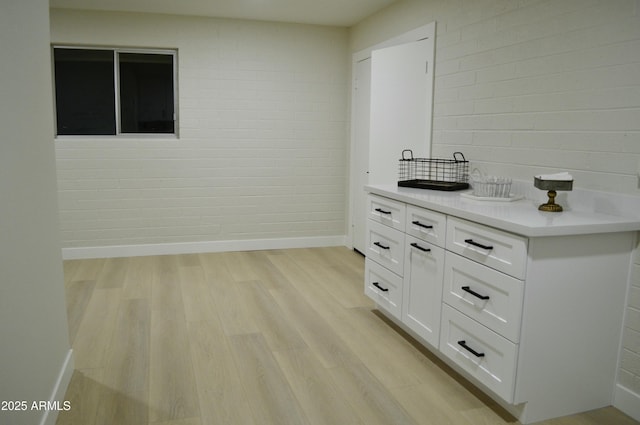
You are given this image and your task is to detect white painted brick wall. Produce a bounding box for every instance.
[353,0,640,194]
[623,253,640,395]
[350,0,640,414]
[51,10,348,249]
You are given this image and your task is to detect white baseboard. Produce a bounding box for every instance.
[62,235,348,259]
[614,384,640,422]
[40,349,74,425]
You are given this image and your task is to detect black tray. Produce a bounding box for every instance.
[398,179,469,191]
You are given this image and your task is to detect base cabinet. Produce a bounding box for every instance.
[402,235,444,348]
[440,304,518,403]
[364,257,403,320]
[364,193,634,424]
[442,251,523,343]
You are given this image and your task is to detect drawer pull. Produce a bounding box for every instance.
[375,208,392,215]
[464,239,493,250]
[412,220,433,229]
[410,242,431,253]
[374,242,390,250]
[372,282,389,292]
[458,340,485,358]
[461,286,490,300]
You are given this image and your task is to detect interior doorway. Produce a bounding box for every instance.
[349,22,436,254]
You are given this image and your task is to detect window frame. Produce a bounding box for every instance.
[52,45,179,139]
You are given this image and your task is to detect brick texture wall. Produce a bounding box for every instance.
[351,0,640,193]
[51,10,349,250]
[620,243,640,396]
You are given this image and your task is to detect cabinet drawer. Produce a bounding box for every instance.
[446,217,527,279]
[366,219,405,276]
[440,305,518,403]
[367,194,406,232]
[443,252,523,342]
[365,258,403,320]
[406,205,447,248]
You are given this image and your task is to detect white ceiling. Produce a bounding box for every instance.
[49,0,400,27]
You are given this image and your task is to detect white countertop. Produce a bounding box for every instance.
[366,184,640,237]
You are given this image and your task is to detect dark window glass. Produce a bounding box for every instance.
[119,53,174,134]
[54,49,116,135]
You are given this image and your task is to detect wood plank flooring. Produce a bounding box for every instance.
[56,247,639,425]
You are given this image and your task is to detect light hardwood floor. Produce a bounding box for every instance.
[56,247,639,425]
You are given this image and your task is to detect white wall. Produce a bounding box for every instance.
[620,243,640,413]
[351,0,640,194]
[0,1,73,424]
[350,0,640,420]
[50,9,349,256]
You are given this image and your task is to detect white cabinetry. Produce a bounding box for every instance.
[402,202,447,347]
[403,235,444,348]
[365,195,406,320]
[364,191,636,424]
[367,195,406,231]
[439,217,525,403]
[366,220,405,277]
[365,194,445,347]
[445,217,527,279]
[406,204,446,245]
[442,252,523,343]
[364,258,403,320]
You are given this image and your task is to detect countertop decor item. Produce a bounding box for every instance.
[398,150,469,191]
[469,172,514,199]
[460,192,524,202]
[534,172,573,212]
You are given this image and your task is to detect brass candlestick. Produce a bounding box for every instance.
[534,177,573,212]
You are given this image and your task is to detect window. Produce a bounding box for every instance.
[53,47,176,136]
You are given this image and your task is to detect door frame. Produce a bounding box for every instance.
[347,22,436,250]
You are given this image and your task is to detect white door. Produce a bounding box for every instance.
[352,58,371,254]
[349,22,435,254]
[368,37,434,184]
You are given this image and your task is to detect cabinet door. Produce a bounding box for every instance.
[403,235,444,348]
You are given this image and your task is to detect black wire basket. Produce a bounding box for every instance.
[398,150,469,191]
